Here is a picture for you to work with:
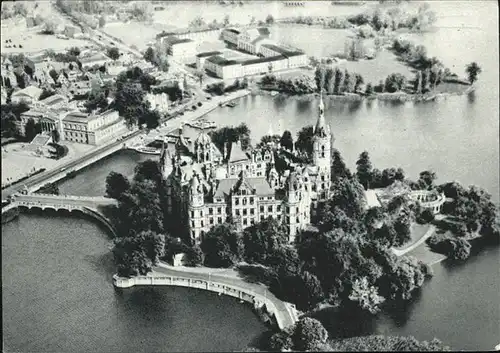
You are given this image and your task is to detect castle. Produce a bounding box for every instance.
[162,95,333,244]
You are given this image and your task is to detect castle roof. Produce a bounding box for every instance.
[314,93,328,137]
[195,131,212,145]
[228,141,248,163]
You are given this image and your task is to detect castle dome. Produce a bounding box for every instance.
[196,131,211,145]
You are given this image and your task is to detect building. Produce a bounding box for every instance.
[196,51,222,70]
[64,25,78,38]
[38,94,69,109]
[146,92,169,112]
[1,56,17,88]
[222,28,241,45]
[237,27,271,55]
[79,53,113,70]
[62,109,128,145]
[18,108,62,136]
[201,42,308,79]
[163,36,197,58]
[11,85,43,105]
[163,95,332,243]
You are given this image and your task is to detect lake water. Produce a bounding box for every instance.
[3,1,499,352]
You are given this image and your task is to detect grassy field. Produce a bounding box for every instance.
[100,21,171,51]
[1,14,91,54]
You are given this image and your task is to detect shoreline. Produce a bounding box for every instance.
[258,85,475,103]
[113,261,299,330]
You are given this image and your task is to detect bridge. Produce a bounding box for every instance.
[114,262,300,330]
[2,193,118,235]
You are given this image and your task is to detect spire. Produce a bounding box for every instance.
[314,90,327,137]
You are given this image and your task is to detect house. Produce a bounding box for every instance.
[79,53,113,70]
[64,25,78,38]
[68,80,93,97]
[163,36,197,58]
[146,92,169,112]
[237,27,271,55]
[11,85,43,105]
[1,56,18,88]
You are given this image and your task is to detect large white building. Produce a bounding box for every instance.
[18,107,128,145]
[163,95,333,244]
[162,36,197,58]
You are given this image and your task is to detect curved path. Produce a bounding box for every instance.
[392,224,436,257]
[114,262,299,330]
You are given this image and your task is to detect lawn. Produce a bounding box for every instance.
[100,21,170,51]
[336,49,414,86]
[394,222,432,251]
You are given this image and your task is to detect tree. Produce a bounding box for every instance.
[85,91,108,113]
[331,149,351,180]
[113,230,165,277]
[193,69,205,87]
[333,67,344,94]
[51,129,60,143]
[1,112,19,137]
[295,125,315,159]
[114,82,147,127]
[418,170,437,190]
[393,213,411,247]
[384,73,407,93]
[243,217,288,265]
[269,330,293,351]
[414,71,423,94]
[465,62,482,84]
[349,277,385,314]
[266,14,275,25]
[38,182,59,195]
[201,223,243,268]
[184,244,204,267]
[134,159,163,189]
[356,151,372,189]
[279,130,294,151]
[209,123,251,153]
[365,83,374,95]
[68,47,81,57]
[292,317,329,351]
[106,172,131,200]
[117,179,164,235]
[98,15,106,28]
[354,74,364,93]
[144,47,155,63]
[24,118,38,140]
[106,47,120,61]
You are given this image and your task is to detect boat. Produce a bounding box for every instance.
[495,343,500,351]
[270,91,278,97]
[130,146,162,155]
[226,102,237,108]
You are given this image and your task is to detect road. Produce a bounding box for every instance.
[1,129,141,201]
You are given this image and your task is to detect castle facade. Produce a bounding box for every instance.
[162,95,333,244]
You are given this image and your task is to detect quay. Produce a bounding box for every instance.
[113,262,300,330]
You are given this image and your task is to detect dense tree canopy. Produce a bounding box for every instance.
[105,172,130,200]
[201,223,243,268]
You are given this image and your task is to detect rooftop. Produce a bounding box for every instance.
[164,36,194,45]
[80,53,111,64]
[12,85,43,99]
[206,55,240,67]
[228,142,249,163]
[40,94,66,105]
[226,28,241,34]
[196,51,222,58]
[241,55,285,66]
[261,43,305,57]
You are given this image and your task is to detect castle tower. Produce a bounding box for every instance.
[160,140,174,178]
[312,92,332,200]
[285,171,301,241]
[194,130,213,164]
